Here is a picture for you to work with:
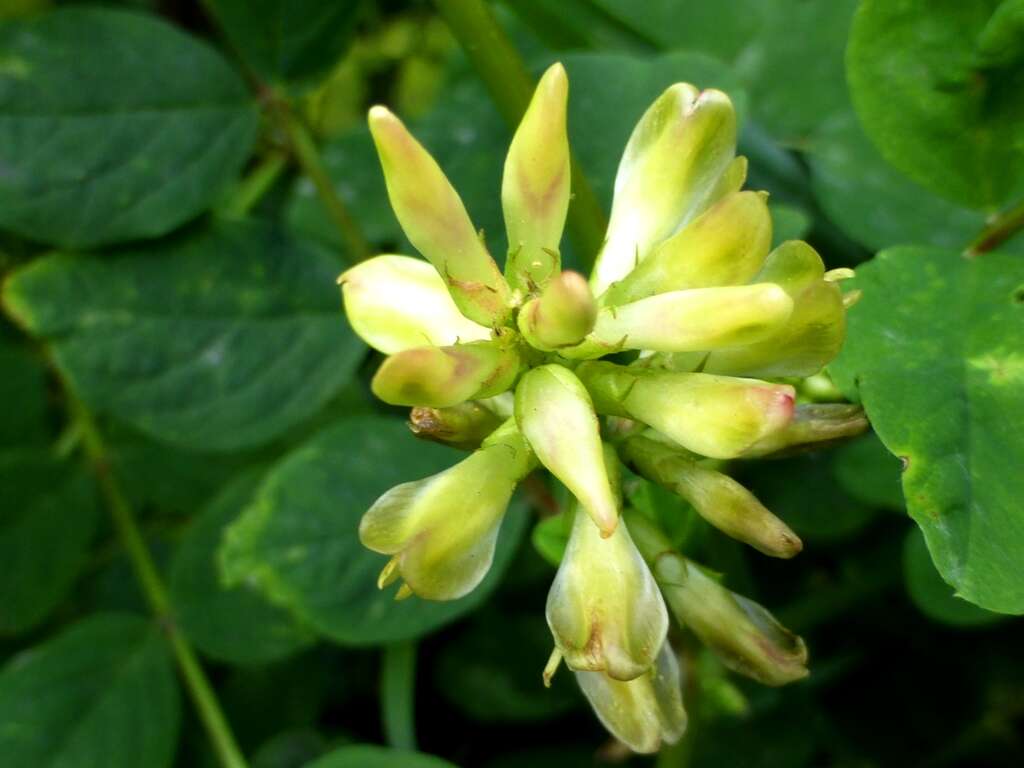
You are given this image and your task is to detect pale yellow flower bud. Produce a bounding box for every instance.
[503,62,571,291]
[339,255,490,354]
[517,270,597,350]
[368,105,511,326]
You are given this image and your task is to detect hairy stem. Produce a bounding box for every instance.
[381,641,418,750]
[432,0,608,268]
[966,198,1024,256]
[68,391,250,768]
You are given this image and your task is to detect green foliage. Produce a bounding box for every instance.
[2,220,364,451]
[0,614,180,768]
[847,0,1024,209]
[0,1,1023,766]
[831,247,1024,613]
[0,8,258,248]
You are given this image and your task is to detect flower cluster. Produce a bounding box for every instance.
[340,63,863,752]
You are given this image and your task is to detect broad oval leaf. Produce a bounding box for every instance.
[0,452,99,634]
[808,111,986,252]
[847,0,1024,209]
[220,416,529,645]
[170,470,316,665]
[304,745,457,768]
[830,247,1024,613]
[0,614,180,768]
[2,219,364,452]
[0,7,258,248]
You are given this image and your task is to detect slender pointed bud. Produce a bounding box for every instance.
[340,255,491,354]
[575,643,687,754]
[703,241,846,378]
[843,289,863,308]
[372,337,522,408]
[503,63,571,291]
[368,105,511,325]
[359,419,535,600]
[542,648,563,688]
[408,401,504,451]
[591,85,737,294]
[741,403,869,457]
[622,435,801,558]
[604,191,773,305]
[395,583,414,601]
[586,283,793,353]
[576,361,795,459]
[547,502,668,680]
[626,511,808,687]
[517,271,597,350]
[515,365,619,535]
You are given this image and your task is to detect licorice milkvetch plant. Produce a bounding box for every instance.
[339,62,864,753]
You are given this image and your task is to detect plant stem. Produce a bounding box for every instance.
[221,150,289,218]
[381,641,418,750]
[67,391,249,768]
[966,198,1024,256]
[274,103,373,264]
[432,0,608,268]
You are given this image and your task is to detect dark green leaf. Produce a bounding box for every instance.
[847,0,1024,209]
[221,416,529,645]
[304,745,457,768]
[435,610,579,722]
[0,452,98,634]
[2,219,364,451]
[830,247,1024,613]
[252,728,329,768]
[530,511,569,567]
[769,203,811,248]
[832,433,904,512]
[903,528,1004,627]
[0,341,48,447]
[809,111,986,252]
[0,614,180,768]
[0,8,258,248]
[170,470,316,665]
[205,0,365,84]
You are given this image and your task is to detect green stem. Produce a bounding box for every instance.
[67,392,249,768]
[381,641,418,750]
[221,150,289,217]
[432,0,608,268]
[275,103,373,263]
[966,198,1024,256]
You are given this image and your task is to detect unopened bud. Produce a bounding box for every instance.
[339,255,490,354]
[623,435,801,558]
[591,85,737,294]
[704,241,845,377]
[546,495,667,681]
[604,191,772,305]
[742,403,869,457]
[408,401,504,450]
[515,365,619,535]
[575,643,687,754]
[626,511,808,687]
[372,338,521,407]
[517,271,597,350]
[360,419,535,600]
[368,106,511,325]
[503,63,571,291]
[585,283,792,354]
[576,361,795,459]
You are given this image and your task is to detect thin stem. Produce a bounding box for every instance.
[966,198,1024,256]
[67,391,249,768]
[381,641,418,750]
[221,150,289,218]
[432,0,608,268]
[273,101,373,263]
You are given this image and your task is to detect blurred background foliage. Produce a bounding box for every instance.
[0,0,1022,767]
